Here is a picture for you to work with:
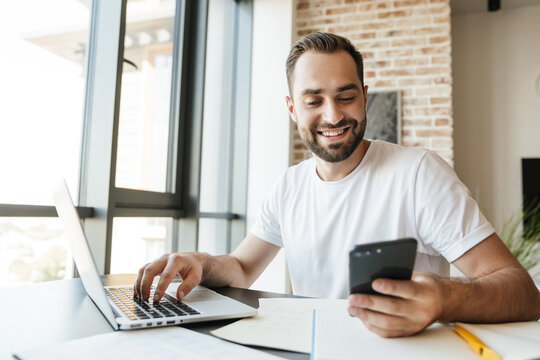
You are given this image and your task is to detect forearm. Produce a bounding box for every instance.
[186,234,279,290]
[189,252,250,289]
[439,265,540,323]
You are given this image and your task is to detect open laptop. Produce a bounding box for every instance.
[52,180,257,330]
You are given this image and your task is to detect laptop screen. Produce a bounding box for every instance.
[52,180,119,330]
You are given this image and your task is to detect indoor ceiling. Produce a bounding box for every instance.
[450,0,540,15]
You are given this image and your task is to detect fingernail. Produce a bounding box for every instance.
[178,291,185,300]
[372,280,383,290]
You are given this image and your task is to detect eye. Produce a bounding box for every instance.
[338,97,354,102]
[305,100,321,106]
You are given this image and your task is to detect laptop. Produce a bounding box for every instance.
[52,180,257,330]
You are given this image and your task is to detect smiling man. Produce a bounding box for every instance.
[135,32,540,337]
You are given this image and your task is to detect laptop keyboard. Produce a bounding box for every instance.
[106,287,200,321]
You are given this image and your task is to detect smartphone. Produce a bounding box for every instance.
[349,238,417,295]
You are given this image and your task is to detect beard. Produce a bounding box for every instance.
[299,115,367,163]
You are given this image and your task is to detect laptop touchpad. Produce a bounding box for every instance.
[182,289,224,302]
[165,284,224,302]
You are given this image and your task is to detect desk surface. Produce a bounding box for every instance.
[0,274,307,360]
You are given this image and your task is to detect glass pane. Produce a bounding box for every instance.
[199,0,236,212]
[0,218,73,287]
[0,0,90,205]
[115,0,177,192]
[110,217,171,274]
[198,218,228,255]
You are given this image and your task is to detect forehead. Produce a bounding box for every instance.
[292,50,361,96]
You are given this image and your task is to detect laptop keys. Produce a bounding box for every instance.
[106,286,200,321]
[163,293,200,315]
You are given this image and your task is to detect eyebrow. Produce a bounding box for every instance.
[300,83,360,96]
[337,83,360,93]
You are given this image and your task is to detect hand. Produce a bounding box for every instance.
[347,272,445,338]
[133,253,203,302]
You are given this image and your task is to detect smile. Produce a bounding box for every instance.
[318,127,350,137]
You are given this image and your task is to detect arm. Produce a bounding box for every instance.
[438,233,540,322]
[348,233,540,337]
[134,233,280,302]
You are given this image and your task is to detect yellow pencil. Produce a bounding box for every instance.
[453,324,502,360]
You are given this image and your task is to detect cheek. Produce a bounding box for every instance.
[296,109,319,128]
[345,103,365,118]
[356,103,367,116]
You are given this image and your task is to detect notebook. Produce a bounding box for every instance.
[312,300,540,360]
[52,180,257,331]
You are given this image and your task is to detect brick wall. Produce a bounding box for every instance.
[291,0,453,166]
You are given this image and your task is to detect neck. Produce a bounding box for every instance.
[314,140,371,182]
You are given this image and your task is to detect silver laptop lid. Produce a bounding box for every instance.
[52,180,119,330]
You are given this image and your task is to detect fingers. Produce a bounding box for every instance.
[133,262,150,299]
[153,261,179,302]
[133,255,169,301]
[362,320,415,338]
[176,262,202,300]
[140,262,164,301]
[153,254,194,302]
[134,253,203,302]
[349,293,407,317]
[348,274,444,337]
[348,305,411,336]
[371,278,420,299]
[348,301,426,337]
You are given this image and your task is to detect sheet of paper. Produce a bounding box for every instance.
[13,326,285,360]
[211,298,339,353]
[313,300,478,360]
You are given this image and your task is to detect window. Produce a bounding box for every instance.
[0,0,91,286]
[115,0,176,192]
[110,217,171,274]
[0,0,253,282]
[109,0,253,272]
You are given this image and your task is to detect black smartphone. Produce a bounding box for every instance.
[349,238,417,295]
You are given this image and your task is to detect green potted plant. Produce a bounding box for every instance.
[500,201,540,279]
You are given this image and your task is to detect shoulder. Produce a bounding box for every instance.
[368,140,430,171]
[282,157,315,184]
[266,157,315,196]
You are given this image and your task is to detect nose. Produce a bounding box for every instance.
[321,100,344,125]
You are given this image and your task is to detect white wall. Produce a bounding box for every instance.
[246,0,294,293]
[452,5,540,231]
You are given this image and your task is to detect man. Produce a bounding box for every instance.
[135,32,540,337]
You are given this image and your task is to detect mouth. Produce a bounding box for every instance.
[317,126,351,141]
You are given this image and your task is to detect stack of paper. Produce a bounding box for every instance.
[13,326,285,360]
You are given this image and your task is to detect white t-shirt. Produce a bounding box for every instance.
[250,140,495,299]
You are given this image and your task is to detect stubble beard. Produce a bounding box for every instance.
[299,115,367,163]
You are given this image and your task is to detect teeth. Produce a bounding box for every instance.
[321,129,345,137]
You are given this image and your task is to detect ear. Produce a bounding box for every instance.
[363,85,369,111]
[285,96,297,123]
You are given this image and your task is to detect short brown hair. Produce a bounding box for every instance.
[286,32,364,96]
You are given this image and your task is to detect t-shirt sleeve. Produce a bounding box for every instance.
[250,177,284,247]
[414,151,495,262]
